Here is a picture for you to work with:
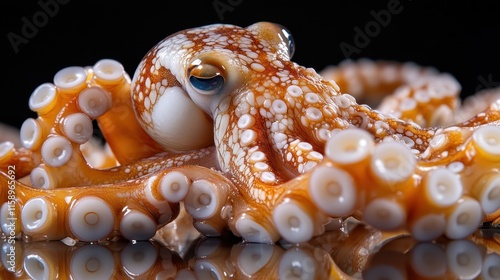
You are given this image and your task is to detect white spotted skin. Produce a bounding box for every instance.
[130,23,328,189]
[129,21,477,207]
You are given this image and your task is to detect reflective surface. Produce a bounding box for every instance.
[1,222,499,280]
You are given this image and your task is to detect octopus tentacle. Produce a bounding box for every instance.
[88,59,166,164]
[311,124,500,240]
[453,87,500,124]
[0,61,219,189]
[320,58,462,127]
[0,164,234,242]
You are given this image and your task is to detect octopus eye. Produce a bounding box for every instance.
[188,62,225,95]
[278,25,295,58]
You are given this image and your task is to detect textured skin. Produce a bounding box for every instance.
[0,22,499,245]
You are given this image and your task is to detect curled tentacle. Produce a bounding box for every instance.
[320,59,461,127]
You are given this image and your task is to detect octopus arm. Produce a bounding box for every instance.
[0,164,234,242]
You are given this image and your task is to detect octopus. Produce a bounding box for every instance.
[0,21,499,245]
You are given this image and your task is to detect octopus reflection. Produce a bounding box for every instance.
[1,225,499,279]
[0,22,499,246]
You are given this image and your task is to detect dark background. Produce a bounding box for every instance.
[3,0,500,129]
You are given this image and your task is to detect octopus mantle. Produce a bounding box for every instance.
[0,22,499,244]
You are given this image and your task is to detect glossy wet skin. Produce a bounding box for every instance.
[131,22,297,154]
[133,23,347,184]
[0,22,499,246]
[130,21,499,243]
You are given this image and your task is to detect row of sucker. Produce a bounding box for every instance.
[290,125,500,242]
[0,163,240,242]
[0,59,227,243]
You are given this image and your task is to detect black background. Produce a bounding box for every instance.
[3,0,500,129]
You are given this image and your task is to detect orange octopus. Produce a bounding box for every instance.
[0,22,499,245]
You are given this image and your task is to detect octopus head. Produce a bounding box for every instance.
[130,22,295,152]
